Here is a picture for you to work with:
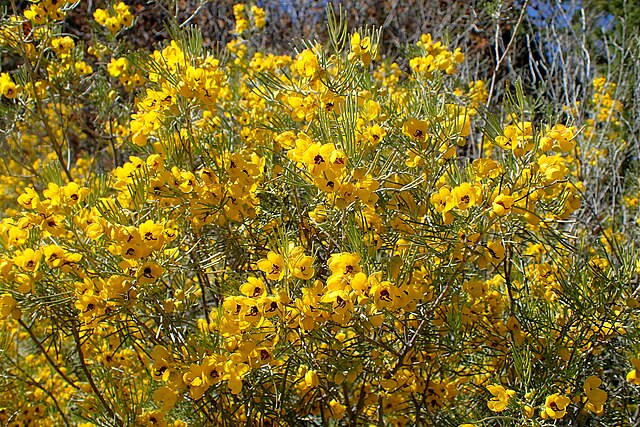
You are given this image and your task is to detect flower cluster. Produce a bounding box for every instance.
[93,2,134,35]
[233,4,266,34]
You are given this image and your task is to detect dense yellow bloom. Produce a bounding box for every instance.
[0,6,628,424]
[537,154,569,183]
[286,94,317,121]
[472,158,502,180]
[51,36,74,56]
[250,5,266,29]
[233,4,249,33]
[411,33,464,76]
[541,124,577,152]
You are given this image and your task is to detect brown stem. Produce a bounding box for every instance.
[71,326,123,426]
[17,319,80,391]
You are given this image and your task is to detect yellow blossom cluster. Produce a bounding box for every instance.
[410,33,465,77]
[93,2,134,35]
[24,0,68,23]
[233,4,266,34]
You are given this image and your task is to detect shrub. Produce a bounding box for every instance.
[0,2,639,426]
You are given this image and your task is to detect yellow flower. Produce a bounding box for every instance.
[138,220,165,251]
[544,393,571,419]
[292,49,319,79]
[137,262,164,284]
[362,124,387,146]
[327,252,361,277]
[492,193,514,216]
[286,94,317,122]
[153,386,178,411]
[302,142,336,176]
[348,32,372,66]
[17,187,40,210]
[584,376,607,414]
[486,384,515,412]
[321,290,353,324]
[450,182,482,211]
[150,345,173,381]
[0,294,20,319]
[240,277,266,298]
[477,241,505,268]
[224,360,249,395]
[403,118,429,141]
[62,182,89,205]
[138,410,167,427]
[94,2,132,34]
[371,280,398,311]
[309,205,328,223]
[523,405,534,418]
[329,399,347,419]
[431,187,452,213]
[0,73,19,99]
[15,248,42,272]
[257,296,281,318]
[233,3,248,33]
[183,364,211,399]
[257,251,285,281]
[288,246,315,280]
[627,358,640,385]
[546,124,576,152]
[93,8,108,25]
[250,5,266,29]
[304,369,320,388]
[42,244,66,268]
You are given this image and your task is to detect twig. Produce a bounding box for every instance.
[71,326,123,426]
[485,0,531,109]
[17,319,80,391]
